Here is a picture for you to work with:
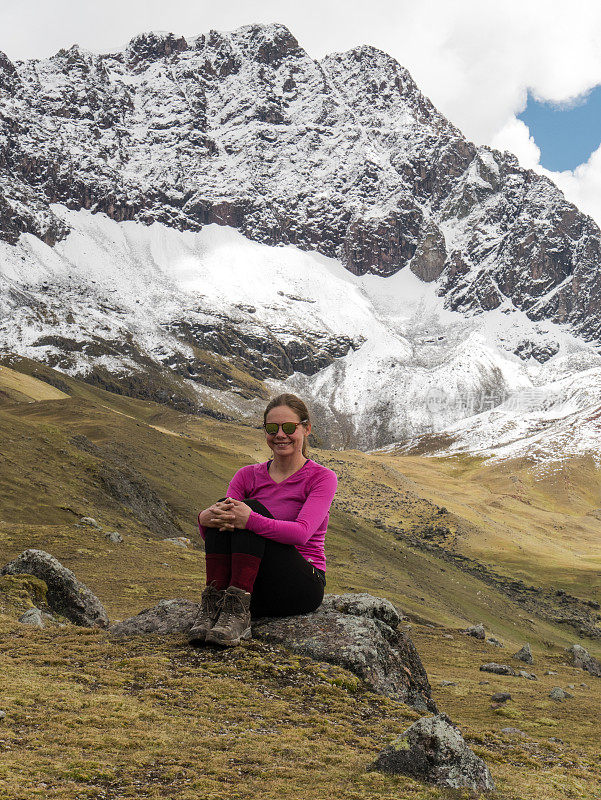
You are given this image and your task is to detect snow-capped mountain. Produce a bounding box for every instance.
[1,24,600,459]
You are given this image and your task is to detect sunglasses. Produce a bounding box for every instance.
[264,421,307,435]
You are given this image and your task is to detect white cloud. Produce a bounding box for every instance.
[490,118,541,170]
[543,146,601,226]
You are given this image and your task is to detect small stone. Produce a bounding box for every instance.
[580,683,589,688]
[517,670,537,681]
[501,727,525,737]
[465,623,486,639]
[439,680,457,687]
[549,687,571,701]
[512,643,534,664]
[491,692,512,703]
[566,683,575,689]
[544,670,557,675]
[479,663,517,676]
[19,608,45,627]
[443,634,454,639]
[80,517,102,530]
[478,680,490,685]
[162,537,189,547]
[0,710,6,720]
[104,531,123,543]
[487,637,503,647]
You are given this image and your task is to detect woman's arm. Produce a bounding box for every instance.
[243,470,337,545]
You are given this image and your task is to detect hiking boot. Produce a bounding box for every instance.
[188,583,225,644]
[205,585,252,647]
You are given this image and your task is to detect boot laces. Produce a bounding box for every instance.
[219,591,247,624]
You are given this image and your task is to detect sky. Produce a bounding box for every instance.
[2,0,601,225]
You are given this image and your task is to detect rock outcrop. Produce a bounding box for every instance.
[110,592,436,712]
[567,643,601,677]
[371,713,495,792]
[1,549,109,627]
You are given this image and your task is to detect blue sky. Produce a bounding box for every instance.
[519,87,601,171]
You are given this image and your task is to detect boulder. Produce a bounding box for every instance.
[549,687,572,701]
[567,644,601,677]
[512,643,534,664]
[110,599,199,636]
[464,623,486,639]
[479,663,517,676]
[517,670,537,681]
[1,550,109,628]
[110,592,437,712]
[371,713,494,792]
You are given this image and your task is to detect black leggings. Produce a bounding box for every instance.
[203,499,325,618]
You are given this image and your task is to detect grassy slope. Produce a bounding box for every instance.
[0,359,600,799]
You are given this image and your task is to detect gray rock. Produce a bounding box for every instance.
[567,644,601,677]
[549,687,572,701]
[501,727,525,737]
[491,692,512,703]
[487,637,503,647]
[111,592,437,712]
[19,608,45,627]
[513,643,534,664]
[162,537,187,548]
[110,599,199,635]
[104,531,123,544]
[517,670,537,681]
[0,710,6,720]
[371,713,494,792]
[1,550,109,628]
[439,680,457,687]
[479,663,517,676]
[545,670,558,675]
[465,623,486,640]
[80,517,102,530]
[253,593,435,711]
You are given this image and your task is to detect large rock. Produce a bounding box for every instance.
[253,593,436,712]
[512,643,534,664]
[371,713,495,792]
[1,550,109,628]
[110,592,436,712]
[567,644,601,677]
[110,599,199,636]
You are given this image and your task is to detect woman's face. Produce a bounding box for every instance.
[264,405,311,459]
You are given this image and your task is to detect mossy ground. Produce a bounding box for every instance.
[0,359,600,799]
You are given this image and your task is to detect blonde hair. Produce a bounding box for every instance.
[263,393,311,457]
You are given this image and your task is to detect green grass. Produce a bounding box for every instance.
[1,358,601,799]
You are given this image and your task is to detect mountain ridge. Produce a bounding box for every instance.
[1,23,600,454]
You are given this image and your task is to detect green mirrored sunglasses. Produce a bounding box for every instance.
[264,421,308,435]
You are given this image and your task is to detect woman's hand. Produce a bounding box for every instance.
[198,501,235,531]
[221,497,252,530]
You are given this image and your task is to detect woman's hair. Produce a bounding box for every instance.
[263,393,311,457]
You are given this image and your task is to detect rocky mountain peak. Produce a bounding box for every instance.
[1,23,601,455]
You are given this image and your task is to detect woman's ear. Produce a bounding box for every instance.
[304,422,312,436]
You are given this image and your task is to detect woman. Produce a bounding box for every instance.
[190,393,337,647]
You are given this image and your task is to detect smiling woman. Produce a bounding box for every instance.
[191,393,338,647]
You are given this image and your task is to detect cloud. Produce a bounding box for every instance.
[490,118,541,170]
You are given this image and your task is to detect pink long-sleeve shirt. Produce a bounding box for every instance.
[198,459,337,572]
